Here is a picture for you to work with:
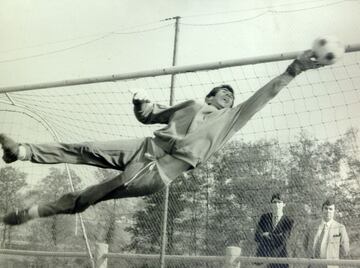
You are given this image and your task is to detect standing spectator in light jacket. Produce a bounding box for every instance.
[303,198,350,268]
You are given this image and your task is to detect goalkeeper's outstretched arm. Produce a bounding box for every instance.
[231,50,323,132]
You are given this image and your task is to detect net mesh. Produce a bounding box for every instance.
[0,52,360,267]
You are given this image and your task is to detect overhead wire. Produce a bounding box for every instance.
[181,0,334,18]
[0,0,358,62]
[0,23,173,64]
[181,11,268,27]
[0,34,112,64]
[112,23,173,35]
[181,0,355,26]
[271,0,349,13]
[2,0,354,55]
[0,19,169,54]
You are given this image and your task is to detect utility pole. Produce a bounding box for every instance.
[159,15,180,268]
[169,16,180,106]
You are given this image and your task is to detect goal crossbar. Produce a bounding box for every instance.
[1,43,360,94]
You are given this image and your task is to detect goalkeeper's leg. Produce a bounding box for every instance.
[2,165,166,225]
[1,136,190,225]
[0,134,144,170]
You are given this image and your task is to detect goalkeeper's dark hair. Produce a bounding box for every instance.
[206,84,234,99]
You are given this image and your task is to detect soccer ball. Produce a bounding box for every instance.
[312,36,345,65]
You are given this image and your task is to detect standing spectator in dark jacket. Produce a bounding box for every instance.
[255,193,294,268]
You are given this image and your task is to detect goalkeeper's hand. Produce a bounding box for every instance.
[132,89,151,105]
[286,50,324,77]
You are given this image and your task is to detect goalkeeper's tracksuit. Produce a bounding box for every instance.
[21,78,283,217]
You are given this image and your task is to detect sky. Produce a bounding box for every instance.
[1,0,360,86]
[0,0,360,186]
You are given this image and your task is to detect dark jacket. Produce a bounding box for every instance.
[255,213,294,268]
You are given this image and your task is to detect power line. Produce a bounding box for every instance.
[181,0,356,19]
[112,23,173,35]
[181,0,354,26]
[0,19,168,55]
[0,33,108,54]
[0,24,173,64]
[182,11,268,27]
[1,0,358,62]
[0,34,111,64]
[272,0,349,13]
[3,0,354,55]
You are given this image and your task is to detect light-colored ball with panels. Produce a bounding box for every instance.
[312,36,345,65]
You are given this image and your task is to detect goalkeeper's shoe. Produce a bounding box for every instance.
[2,208,31,225]
[0,134,19,163]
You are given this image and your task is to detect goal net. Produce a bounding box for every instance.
[0,49,359,267]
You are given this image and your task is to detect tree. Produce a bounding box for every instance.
[202,140,287,256]
[125,173,190,255]
[89,168,140,253]
[25,167,82,250]
[0,166,27,247]
[125,129,360,262]
[284,130,360,259]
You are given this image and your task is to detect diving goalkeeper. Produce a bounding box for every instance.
[0,50,322,225]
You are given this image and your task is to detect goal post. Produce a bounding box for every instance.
[1,45,360,267]
[1,43,360,94]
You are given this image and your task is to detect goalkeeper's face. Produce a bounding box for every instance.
[207,88,234,109]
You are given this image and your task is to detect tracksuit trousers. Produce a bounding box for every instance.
[23,137,168,217]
